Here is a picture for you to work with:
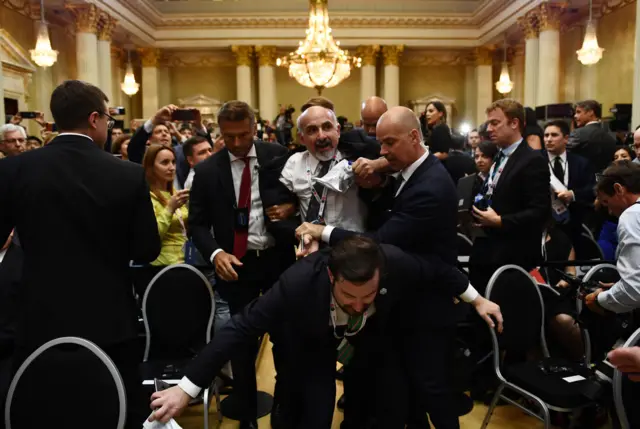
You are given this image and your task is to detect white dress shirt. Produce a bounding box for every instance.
[210,145,274,263]
[547,151,575,203]
[394,147,430,197]
[280,150,367,233]
[183,168,195,191]
[597,200,640,313]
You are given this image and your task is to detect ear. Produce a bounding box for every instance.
[327,267,335,284]
[88,111,100,130]
[614,183,625,196]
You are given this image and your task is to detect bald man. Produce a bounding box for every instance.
[297,106,466,429]
[360,96,388,137]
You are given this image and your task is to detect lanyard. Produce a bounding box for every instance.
[329,295,368,339]
[306,152,338,223]
[485,153,509,199]
[175,207,187,238]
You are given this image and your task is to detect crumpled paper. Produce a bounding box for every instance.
[142,414,183,429]
[312,159,355,193]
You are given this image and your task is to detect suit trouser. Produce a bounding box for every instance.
[217,248,286,420]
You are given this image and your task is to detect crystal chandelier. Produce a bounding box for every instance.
[577,0,604,66]
[121,50,139,96]
[495,37,513,95]
[30,0,58,68]
[276,0,361,94]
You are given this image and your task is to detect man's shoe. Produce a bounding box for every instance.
[239,420,258,429]
[337,394,345,411]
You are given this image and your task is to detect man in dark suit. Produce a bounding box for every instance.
[0,80,161,429]
[470,99,551,293]
[296,107,470,428]
[544,119,596,241]
[187,101,295,429]
[148,237,502,429]
[443,134,477,184]
[568,99,616,173]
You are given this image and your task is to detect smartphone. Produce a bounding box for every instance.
[172,109,197,122]
[154,378,172,392]
[109,107,126,115]
[45,122,58,132]
[19,111,37,119]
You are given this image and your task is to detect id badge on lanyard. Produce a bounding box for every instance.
[307,153,338,223]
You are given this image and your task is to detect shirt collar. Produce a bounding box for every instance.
[56,133,94,142]
[547,150,567,163]
[586,121,600,126]
[400,147,430,183]
[500,138,522,157]
[228,144,256,163]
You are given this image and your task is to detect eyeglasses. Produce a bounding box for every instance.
[1,138,26,145]
[92,111,116,130]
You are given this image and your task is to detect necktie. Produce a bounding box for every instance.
[490,151,505,181]
[305,160,332,223]
[553,156,564,184]
[336,313,365,365]
[233,157,251,259]
[392,175,405,197]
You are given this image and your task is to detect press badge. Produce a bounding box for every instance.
[235,207,250,230]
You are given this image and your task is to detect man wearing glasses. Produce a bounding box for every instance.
[0,80,160,429]
[0,124,27,157]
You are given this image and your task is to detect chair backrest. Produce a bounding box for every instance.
[486,265,549,357]
[142,264,215,361]
[5,337,126,429]
[614,327,640,429]
[576,264,619,314]
[573,233,605,276]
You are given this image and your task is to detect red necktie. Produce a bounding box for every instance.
[233,157,251,259]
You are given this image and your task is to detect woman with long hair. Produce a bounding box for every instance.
[523,107,544,150]
[420,101,452,160]
[142,144,190,266]
[112,134,132,160]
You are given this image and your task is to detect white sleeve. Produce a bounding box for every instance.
[321,226,335,244]
[178,377,202,398]
[143,119,154,134]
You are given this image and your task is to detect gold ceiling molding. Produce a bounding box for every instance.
[600,0,636,15]
[161,51,235,68]
[401,50,474,67]
[0,0,39,20]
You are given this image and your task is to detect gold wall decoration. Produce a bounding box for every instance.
[65,3,100,34]
[356,45,380,67]
[255,46,277,67]
[138,48,161,68]
[110,46,125,67]
[97,13,118,41]
[401,50,472,67]
[231,45,254,67]
[538,2,566,32]
[162,51,235,68]
[474,47,494,66]
[600,0,636,15]
[517,10,540,40]
[1,0,39,19]
[382,45,404,67]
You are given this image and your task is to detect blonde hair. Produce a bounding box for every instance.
[486,99,525,133]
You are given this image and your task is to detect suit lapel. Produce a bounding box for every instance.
[216,149,236,204]
[397,154,437,197]
[494,142,527,195]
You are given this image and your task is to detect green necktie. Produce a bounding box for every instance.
[336,313,365,365]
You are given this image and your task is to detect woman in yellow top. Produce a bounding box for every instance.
[143,144,190,266]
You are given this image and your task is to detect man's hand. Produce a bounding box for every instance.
[556,190,574,205]
[153,104,179,125]
[34,112,46,128]
[296,234,320,258]
[556,280,570,289]
[352,158,379,180]
[9,114,22,125]
[149,386,191,423]
[608,347,640,382]
[471,296,504,333]
[266,203,295,222]
[585,288,605,315]
[354,173,383,189]
[296,222,325,241]
[472,206,502,228]
[214,251,243,282]
[599,282,615,289]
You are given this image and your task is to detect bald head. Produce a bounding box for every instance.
[378,106,423,138]
[361,97,388,137]
[377,107,425,171]
[297,105,340,161]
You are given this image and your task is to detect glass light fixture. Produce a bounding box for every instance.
[121,50,139,96]
[577,0,604,66]
[276,0,361,94]
[29,0,58,68]
[495,36,513,95]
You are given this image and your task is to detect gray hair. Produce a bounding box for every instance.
[0,124,27,141]
[296,106,338,133]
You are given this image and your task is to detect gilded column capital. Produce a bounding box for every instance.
[65,3,100,34]
[97,13,118,41]
[138,48,161,68]
[474,47,494,66]
[231,45,254,67]
[517,10,539,40]
[255,46,277,67]
[538,2,566,32]
[110,46,125,67]
[382,45,404,67]
[356,45,380,66]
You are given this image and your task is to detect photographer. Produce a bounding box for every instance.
[586,161,640,314]
[274,104,295,145]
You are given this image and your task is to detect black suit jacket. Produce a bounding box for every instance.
[443,150,477,184]
[188,141,292,260]
[472,142,550,269]
[0,135,161,351]
[184,244,468,388]
[568,123,617,173]
[566,152,596,208]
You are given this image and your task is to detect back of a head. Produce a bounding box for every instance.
[596,160,640,195]
[50,80,108,131]
[328,236,384,284]
[576,99,602,119]
[381,106,422,135]
[478,140,499,159]
[450,134,465,151]
[524,107,538,128]
[301,97,335,113]
[361,96,388,117]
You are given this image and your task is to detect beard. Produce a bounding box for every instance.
[312,138,336,162]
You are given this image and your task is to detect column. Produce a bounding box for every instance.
[256,46,277,122]
[633,1,640,128]
[475,47,493,126]
[357,45,379,102]
[138,48,161,119]
[110,47,130,125]
[464,64,477,125]
[518,12,539,108]
[97,13,117,101]
[66,4,100,85]
[511,45,526,103]
[382,45,403,108]
[232,46,254,105]
[537,2,563,106]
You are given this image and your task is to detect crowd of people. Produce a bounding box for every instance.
[2,78,640,429]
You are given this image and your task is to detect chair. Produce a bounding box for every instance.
[613,326,640,429]
[5,336,126,429]
[140,263,221,428]
[573,233,605,277]
[457,232,473,272]
[481,265,594,429]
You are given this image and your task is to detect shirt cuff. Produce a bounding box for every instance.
[210,248,224,264]
[178,377,202,398]
[459,284,479,303]
[321,225,334,244]
[143,119,154,134]
[597,290,610,309]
